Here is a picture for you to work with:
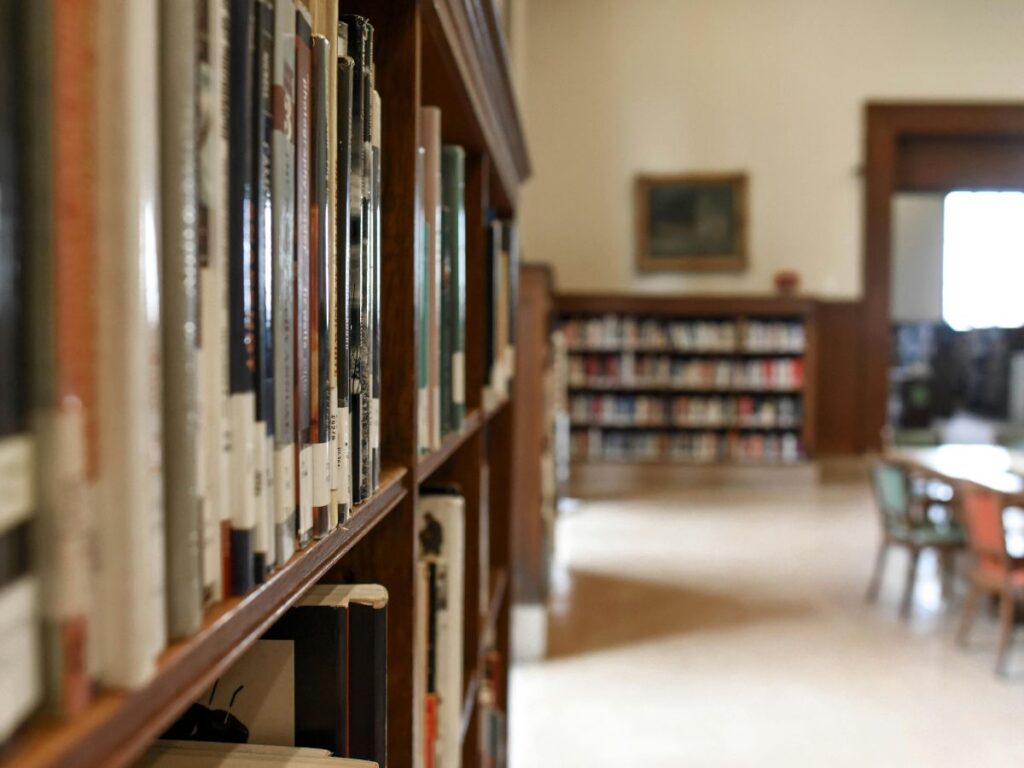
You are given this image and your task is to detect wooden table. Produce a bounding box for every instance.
[886,444,1024,498]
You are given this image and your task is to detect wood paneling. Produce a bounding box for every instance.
[815,301,863,455]
[558,292,814,317]
[896,136,1024,191]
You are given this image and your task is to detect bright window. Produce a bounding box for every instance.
[942,190,1024,331]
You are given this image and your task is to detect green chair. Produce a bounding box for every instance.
[867,461,967,619]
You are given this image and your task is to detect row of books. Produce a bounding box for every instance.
[568,357,805,390]
[164,582,388,765]
[570,395,802,429]
[412,110,519,453]
[563,315,805,353]
[570,429,804,463]
[0,0,384,742]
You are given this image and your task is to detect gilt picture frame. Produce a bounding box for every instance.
[635,172,748,272]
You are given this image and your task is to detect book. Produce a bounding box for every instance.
[502,222,519,382]
[272,0,298,566]
[418,488,465,768]
[0,0,42,740]
[181,583,388,759]
[369,89,382,491]
[228,0,258,595]
[94,0,166,685]
[23,0,94,715]
[440,146,466,435]
[415,145,428,455]
[198,0,230,607]
[293,4,314,548]
[335,25,354,521]
[253,0,276,581]
[310,32,331,538]
[420,107,442,450]
[160,0,203,639]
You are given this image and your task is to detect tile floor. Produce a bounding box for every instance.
[510,481,1024,767]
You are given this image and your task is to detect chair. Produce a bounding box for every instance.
[956,487,1024,676]
[866,461,966,618]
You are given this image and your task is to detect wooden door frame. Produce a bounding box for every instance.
[861,102,1024,451]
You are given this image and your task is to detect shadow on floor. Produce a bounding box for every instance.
[546,567,814,659]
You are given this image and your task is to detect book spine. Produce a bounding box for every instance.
[252,0,274,582]
[294,6,313,547]
[310,33,330,538]
[415,145,428,454]
[228,0,257,595]
[94,0,165,685]
[420,106,442,450]
[356,24,373,499]
[312,0,340,530]
[0,0,42,740]
[197,0,221,607]
[25,0,93,714]
[160,0,203,638]
[272,0,297,565]
[336,33,353,519]
[341,14,368,504]
[504,221,519,378]
[349,601,388,766]
[370,89,382,491]
[483,220,496,409]
[441,145,465,432]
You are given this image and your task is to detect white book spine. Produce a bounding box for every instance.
[230,393,257,537]
[253,419,268,575]
[298,444,313,542]
[0,578,41,743]
[337,405,350,518]
[94,0,164,687]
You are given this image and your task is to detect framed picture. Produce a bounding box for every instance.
[635,172,748,272]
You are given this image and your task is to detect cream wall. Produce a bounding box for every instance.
[891,194,944,323]
[519,0,1024,298]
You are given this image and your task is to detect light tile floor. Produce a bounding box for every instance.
[510,482,1024,767]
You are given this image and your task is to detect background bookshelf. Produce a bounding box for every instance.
[557,294,818,467]
[3,1,528,767]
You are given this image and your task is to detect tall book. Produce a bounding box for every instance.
[0,0,42,740]
[414,145,429,455]
[420,107,442,450]
[482,219,498,410]
[440,145,466,434]
[503,222,519,381]
[335,25,354,521]
[160,0,203,639]
[310,0,340,530]
[94,0,166,685]
[369,90,382,491]
[342,14,373,504]
[418,488,465,768]
[198,0,230,607]
[228,0,258,595]
[271,0,298,566]
[293,5,314,547]
[253,0,275,581]
[310,32,331,538]
[24,0,94,715]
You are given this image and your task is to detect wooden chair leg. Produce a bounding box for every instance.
[995,589,1016,677]
[939,550,956,602]
[866,540,888,604]
[900,548,920,620]
[957,582,981,646]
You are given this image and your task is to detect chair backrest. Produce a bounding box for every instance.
[872,462,911,529]
[961,487,1008,562]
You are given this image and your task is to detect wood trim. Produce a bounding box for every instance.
[861,102,1024,451]
[635,172,747,273]
[557,292,815,317]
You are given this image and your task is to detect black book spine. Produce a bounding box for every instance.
[349,601,387,766]
[336,37,353,519]
[263,605,348,756]
[228,0,257,595]
[294,7,312,547]
[310,34,330,538]
[252,0,274,582]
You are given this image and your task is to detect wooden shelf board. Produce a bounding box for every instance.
[568,384,804,394]
[482,396,510,421]
[416,409,483,482]
[569,458,810,468]
[6,465,408,768]
[567,346,805,357]
[557,293,816,317]
[569,421,802,431]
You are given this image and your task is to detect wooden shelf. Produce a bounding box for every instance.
[570,458,809,468]
[6,466,408,768]
[567,346,805,357]
[569,421,803,431]
[558,293,815,317]
[568,383,804,394]
[416,408,484,483]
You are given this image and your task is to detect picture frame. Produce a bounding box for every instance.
[635,172,748,272]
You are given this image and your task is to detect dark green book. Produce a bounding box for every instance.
[440,145,466,434]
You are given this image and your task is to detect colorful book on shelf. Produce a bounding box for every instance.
[271,0,298,566]
[415,145,429,454]
[440,145,466,435]
[335,23,354,521]
[160,0,204,636]
[420,107,443,452]
[417,488,465,768]
[369,88,382,491]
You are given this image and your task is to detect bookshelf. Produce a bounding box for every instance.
[558,294,818,466]
[4,1,528,767]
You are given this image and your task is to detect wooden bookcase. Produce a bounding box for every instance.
[558,293,818,466]
[4,2,529,767]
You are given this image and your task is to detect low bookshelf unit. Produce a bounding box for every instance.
[558,294,817,468]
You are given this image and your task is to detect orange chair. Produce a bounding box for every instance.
[956,487,1024,676]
